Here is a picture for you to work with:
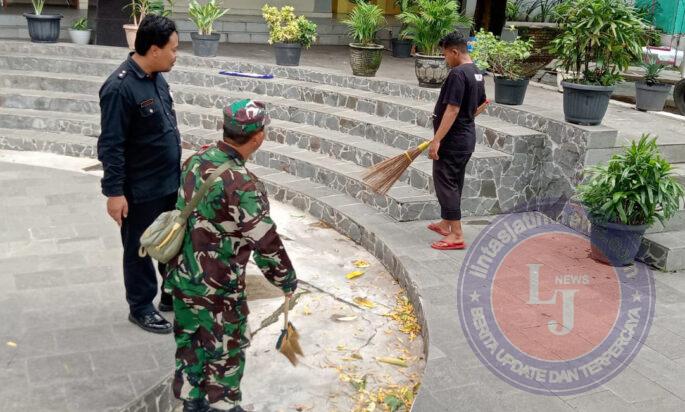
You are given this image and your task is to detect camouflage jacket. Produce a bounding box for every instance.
[165,141,298,306]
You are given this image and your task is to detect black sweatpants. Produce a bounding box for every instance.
[120,192,177,316]
[433,153,472,221]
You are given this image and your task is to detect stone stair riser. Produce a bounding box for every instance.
[0,113,99,137]
[253,149,439,222]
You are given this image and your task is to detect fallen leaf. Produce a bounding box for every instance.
[6,341,17,348]
[291,403,312,411]
[384,395,403,412]
[289,213,305,219]
[345,270,365,280]
[352,259,371,268]
[336,344,347,351]
[351,352,363,360]
[353,297,377,309]
[308,221,331,229]
[302,306,312,316]
[331,314,358,322]
[376,357,408,367]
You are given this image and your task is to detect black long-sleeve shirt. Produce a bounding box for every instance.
[97,53,181,203]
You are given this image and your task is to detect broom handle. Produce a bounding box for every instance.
[283,294,290,328]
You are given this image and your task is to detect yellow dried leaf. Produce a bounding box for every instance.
[345,270,365,280]
[352,259,370,268]
[351,352,363,360]
[6,341,17,348]
[353,297,377,308]
[331,314,358,322]
[376,357,408,367]
[302,306,312,316]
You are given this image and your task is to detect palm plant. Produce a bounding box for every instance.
[578,134,685,226]
[398,0,472,56]
[189,0,229,36]
[342,2,386,46]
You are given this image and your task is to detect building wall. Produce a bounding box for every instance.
[172,0,331,17]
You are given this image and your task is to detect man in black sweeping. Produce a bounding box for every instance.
[97,15,180,333]
[427,31,487,250]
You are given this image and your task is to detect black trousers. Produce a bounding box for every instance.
[433,153,472,221]
[120,192,177,316]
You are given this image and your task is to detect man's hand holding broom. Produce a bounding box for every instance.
[363,99,490,194]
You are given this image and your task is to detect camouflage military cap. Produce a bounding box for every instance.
[223,99,270,137]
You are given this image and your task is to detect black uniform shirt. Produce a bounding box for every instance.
[433,63,487,154]
[97,53,181,203]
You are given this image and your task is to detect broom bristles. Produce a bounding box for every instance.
[277,322,304,366]
[362,144,428,195]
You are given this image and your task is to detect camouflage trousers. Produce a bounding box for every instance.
[172,290,251,410]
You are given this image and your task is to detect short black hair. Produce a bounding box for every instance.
[135,15,177,56]
[222,126,263,145]
[439,31,468,52]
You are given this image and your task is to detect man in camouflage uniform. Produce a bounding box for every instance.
[165,99,298,412]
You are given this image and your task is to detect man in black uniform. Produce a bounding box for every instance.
[427,32,487,250]
[97,15,180,334]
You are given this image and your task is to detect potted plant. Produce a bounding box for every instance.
[24,1,63,43]
[342,2,387,77]
[578,135,684,266]
[472,29,533,105]
[635,55,672,112]
[262,5,317,66]
[69,17,91,45]
[123,0,175,51]
[398,0,473,88]
[391,0,414,58]
[548,0,646,125]
[188,0,229,57]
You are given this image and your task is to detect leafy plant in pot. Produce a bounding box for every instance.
[391,0,415,58]
[69,17,91,46]
[635,56,672,112]
[189,0,229,57]
[398,0,473,88]
[24,0,63,44]
[123,0,175,51]
[342,3,386,77]
[548,0,647,125]
[578,135,685,266]
[472,30,532,105]
[262,5,317,67]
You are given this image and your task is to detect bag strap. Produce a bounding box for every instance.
[179,161,234,222]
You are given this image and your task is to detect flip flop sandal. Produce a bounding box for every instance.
[427,223,450,237]
[431,240,466,250]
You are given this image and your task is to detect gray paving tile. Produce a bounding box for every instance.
[26,352,95,384]
[64,375,135,412]
[90,344,159,377]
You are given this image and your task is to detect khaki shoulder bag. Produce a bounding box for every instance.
[139,161,233,263]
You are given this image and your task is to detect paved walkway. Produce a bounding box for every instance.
[0,155,424,411]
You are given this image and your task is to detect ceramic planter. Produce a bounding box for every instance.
[69,29,92,45]
[349,43,384,77]
[123,24,138,51]
[414,53,448,88]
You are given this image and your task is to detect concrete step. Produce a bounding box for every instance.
[0,56,547,150]
[255,140,439,222]
[0,107,100,137]
[183,118,510,197]
[0,127,97,158]
[639,230,685,272]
